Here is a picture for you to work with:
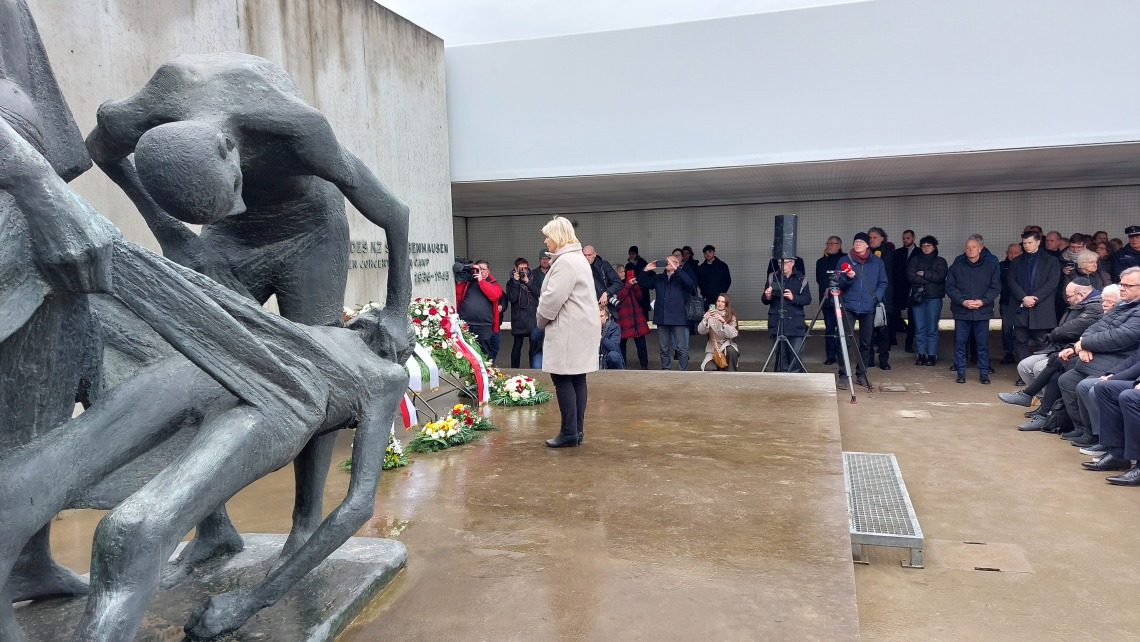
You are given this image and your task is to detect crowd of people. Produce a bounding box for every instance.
[457,219,1140,478]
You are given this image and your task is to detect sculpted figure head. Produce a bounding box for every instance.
[134,121,244,224]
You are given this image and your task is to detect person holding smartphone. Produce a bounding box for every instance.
[698,294,740,371]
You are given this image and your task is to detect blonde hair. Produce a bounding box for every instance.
[541,216,578,249]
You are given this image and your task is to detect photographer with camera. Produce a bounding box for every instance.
[583,245,622,311]
[455,259,503,362]
[815,236,845,364]
[506,257,542,368]
[698,293,740,371]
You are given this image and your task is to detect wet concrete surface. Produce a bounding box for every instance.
[39,327,1140,640]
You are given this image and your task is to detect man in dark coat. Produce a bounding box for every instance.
[892,230,918,352]
[640,255,697,370]
[762,258,811,372]
[1111,226,1140,280]
[583,245,621,309]
[945,236,1002,384]
[867,227,894,369]
[695,244,732,308]
[999,242,1022,363]
[1006,230,1061,365]
[815,236,845,365]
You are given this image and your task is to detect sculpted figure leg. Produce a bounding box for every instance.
[77,405,312,642]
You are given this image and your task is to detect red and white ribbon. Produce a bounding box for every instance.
[413,342,439,390]
[443,314,490,403]
[399,392,418,429]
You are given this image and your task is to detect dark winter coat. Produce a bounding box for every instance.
[1079,299,1140,356]
[1037,291,1103,353]
[945,255,1001,321]
[893,245,919,305]
[1112,245,1140,280]
[1006,250,1060,329]
[906,250,948,301]
[640,266,697,326]
[505,273,541,336]
[600,317,621,354]
[999,258,1014,307]
[870,244,894,310]
[837,253,888,315]
[815,251,844,308]
[589,256,621,300]
[695,258,732,303]
[613,281,649,339]
[761,270,811,337]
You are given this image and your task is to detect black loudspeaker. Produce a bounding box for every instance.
[772,214,798,260]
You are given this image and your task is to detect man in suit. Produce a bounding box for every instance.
[1006,230,1061,368]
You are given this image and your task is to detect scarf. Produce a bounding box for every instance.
[851,247,871,262]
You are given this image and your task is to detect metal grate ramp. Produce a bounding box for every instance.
[843,451,924,568]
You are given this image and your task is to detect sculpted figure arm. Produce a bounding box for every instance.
[0,117,118,293]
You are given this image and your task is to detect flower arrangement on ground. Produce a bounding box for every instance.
[491,373,553,406]
[407,297,486,381]
[338,425,408,472]
[447,403,498,431]
[406,414,480,453]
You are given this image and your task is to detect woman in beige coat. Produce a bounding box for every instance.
[698,293,740,371]
[536,217,601,447]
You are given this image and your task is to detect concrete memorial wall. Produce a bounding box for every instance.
[30,0,455,305]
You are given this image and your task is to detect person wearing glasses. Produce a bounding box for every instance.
[1055,267,1140,448]
[814,236,845,365]
[945,236,1001,384]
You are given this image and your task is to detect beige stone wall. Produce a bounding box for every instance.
[29,0,454,306]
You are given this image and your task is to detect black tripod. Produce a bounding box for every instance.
[762,267,807,373]
[805,275,872,402]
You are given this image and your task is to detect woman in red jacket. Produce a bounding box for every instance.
[613,265,650,369]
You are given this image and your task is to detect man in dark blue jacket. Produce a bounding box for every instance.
[1088,350,1140,483]
[836,232,887,388]
[641,255,697,370]
[945,237,1002,384]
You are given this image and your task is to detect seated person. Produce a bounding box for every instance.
[599,305,624,369]
[698,293,741,371]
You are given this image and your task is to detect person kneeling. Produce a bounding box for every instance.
[699,293,741,371]
[600,305,625,369]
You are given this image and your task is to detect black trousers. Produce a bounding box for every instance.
[620,336,648,369]
[510,333,539,369]
[550,373,588,438]
[839,310,875,377]
[1013,326,1049,364]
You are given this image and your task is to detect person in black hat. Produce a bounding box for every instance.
[835,232,888,389]
[1110,226,1140,281]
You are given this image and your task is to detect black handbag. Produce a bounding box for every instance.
[686,294,706,322]
[909,284,926,306]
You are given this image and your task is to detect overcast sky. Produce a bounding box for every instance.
[375,0,868,46]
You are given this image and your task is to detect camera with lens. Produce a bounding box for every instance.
[825,270,842,286]
[1060,259,1077,270]
[453,256,475,282]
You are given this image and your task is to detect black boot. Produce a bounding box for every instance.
[545,433,580,448]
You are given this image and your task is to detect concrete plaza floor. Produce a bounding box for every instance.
[40,326,1140,640]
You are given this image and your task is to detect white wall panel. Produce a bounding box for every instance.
[447,0,1140,181]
